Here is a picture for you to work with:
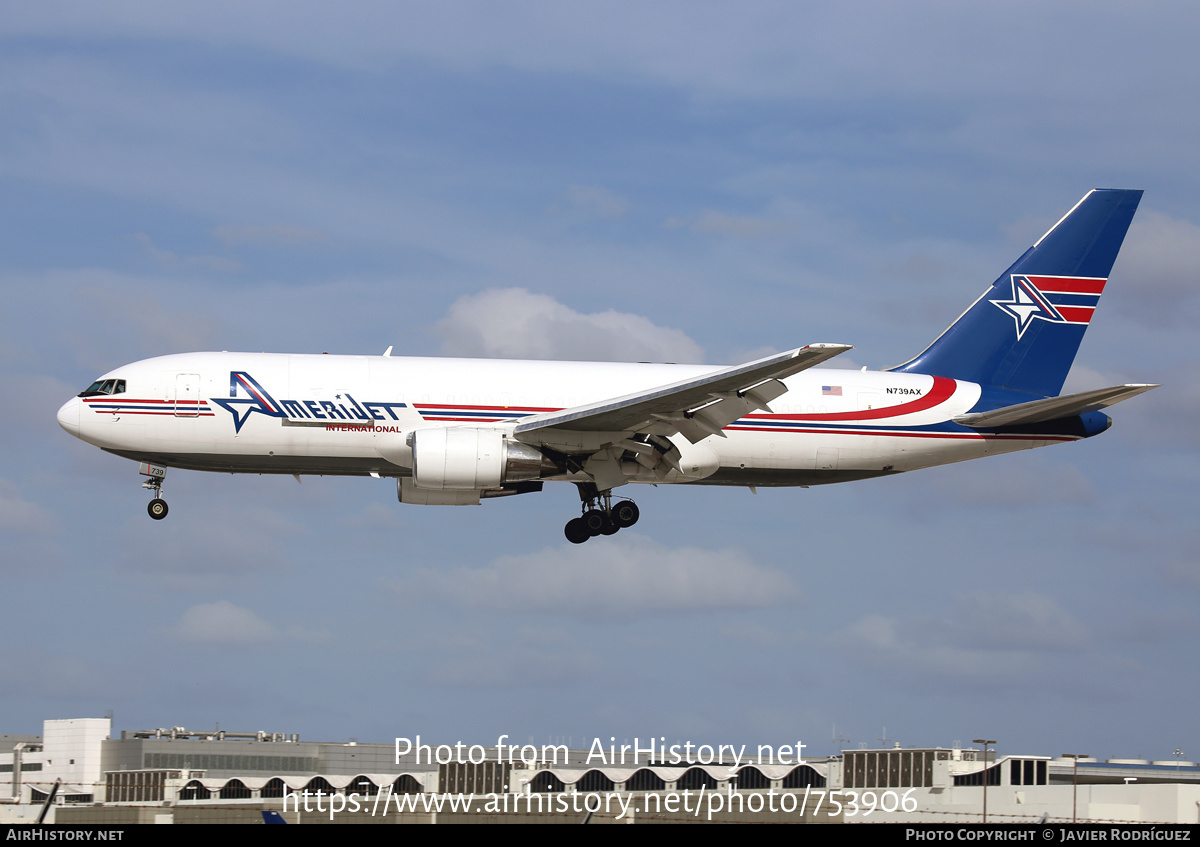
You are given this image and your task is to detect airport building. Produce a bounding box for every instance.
[3,717,1199,824]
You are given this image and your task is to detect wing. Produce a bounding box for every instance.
[512,343,851,489]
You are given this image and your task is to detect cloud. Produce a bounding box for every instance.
[1002,214,1057,247]
[951,591,1089,652]
[116,500,302,588]
[5,3,1187,107]
[1108,608,1195,645]
[0,478,62,535]
[1082,524,1200,596]
[212,224,327,246]
[0,374,79,444]
[844,613,1036,683]
[907,460,1096,511]
[65,273,222,367]
[1099,360,1191,449]
[1154,533,1200,592]
[0,268,224,374]
[669,210,788,238]
[842,591,1090,685]
[423,626,603,689]
[395,533,800,619]
[0,649,119,700]
[563,184,630,219]
[1061,364,1127,394]
[171,600,278,646]
[435,288,706,362]
[1113,210,1200,328]
[132,233,241,272]
[340,501,407,532]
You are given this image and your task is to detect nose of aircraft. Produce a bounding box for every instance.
[57,397,81,436]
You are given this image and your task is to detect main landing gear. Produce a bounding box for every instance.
[564,484,639,544]
[140,462,169,521]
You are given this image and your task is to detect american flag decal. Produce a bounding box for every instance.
[822,385,842,396]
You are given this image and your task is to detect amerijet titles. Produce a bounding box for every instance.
[209,371,407,433]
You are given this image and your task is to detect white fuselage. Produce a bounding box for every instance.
[56,352,1076,490]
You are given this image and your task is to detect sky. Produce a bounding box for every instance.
[2,2,1198,763]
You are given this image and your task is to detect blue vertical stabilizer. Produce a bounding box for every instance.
[892,189,1142,397]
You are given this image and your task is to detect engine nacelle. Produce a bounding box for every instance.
[409,428,545,490]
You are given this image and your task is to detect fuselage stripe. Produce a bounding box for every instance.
[413,403,558,412]
[744,375,957,422]
[724,425,1077,442]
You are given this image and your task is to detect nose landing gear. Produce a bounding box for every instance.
[564,484,639,544]
[140,462,169,521]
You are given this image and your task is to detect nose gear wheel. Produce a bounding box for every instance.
[141,468,169,521]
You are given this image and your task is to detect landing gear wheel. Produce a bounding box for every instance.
[583,509,607,537]
[564,517,590,544]
[147,498,169,520]
[611,500,640,528]
[569,484,638,541]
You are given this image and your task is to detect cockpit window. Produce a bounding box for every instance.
[78,379,126,398]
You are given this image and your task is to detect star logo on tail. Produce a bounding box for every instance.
[990,275,1069,340]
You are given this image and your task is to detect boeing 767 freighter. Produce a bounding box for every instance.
[58,189,1156,542]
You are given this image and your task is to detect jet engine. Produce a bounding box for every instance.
[408,427,547,490]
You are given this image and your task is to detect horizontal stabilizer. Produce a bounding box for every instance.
[953,384,1158,428]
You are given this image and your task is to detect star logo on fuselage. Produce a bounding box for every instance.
[209,372,285,433]
[990,275,1068,340]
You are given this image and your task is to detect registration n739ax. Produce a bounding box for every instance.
[58,190,1156,543]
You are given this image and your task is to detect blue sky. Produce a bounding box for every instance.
[3,2,1198,761]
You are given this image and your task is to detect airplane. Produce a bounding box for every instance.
[57,189,1157,543]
